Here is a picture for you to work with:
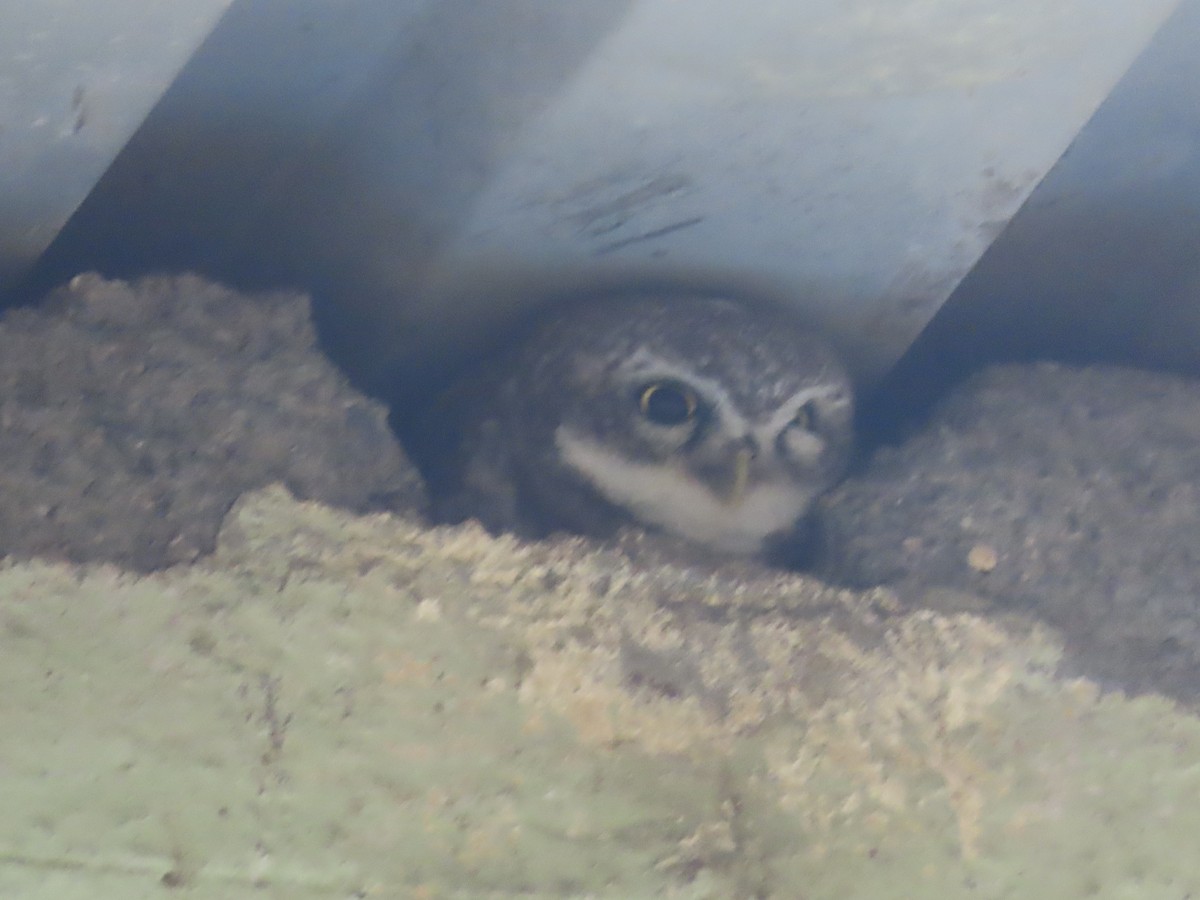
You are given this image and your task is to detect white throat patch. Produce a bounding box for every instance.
[555,426,812,555]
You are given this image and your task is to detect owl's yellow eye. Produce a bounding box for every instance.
[638,382,698,426]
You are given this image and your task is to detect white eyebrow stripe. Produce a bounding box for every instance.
[618,348,848,442]
[762,384,848,436]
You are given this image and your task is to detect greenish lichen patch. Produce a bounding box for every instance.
[3,486,1200,897]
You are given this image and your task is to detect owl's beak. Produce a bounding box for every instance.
[723,446,754,506]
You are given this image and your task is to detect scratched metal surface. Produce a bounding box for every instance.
[414,0,1182,386]
[0,0,231,294]
[13,0,1186,396]
[879,0,1200,410]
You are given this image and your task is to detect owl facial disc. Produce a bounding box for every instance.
[409,293,854,564]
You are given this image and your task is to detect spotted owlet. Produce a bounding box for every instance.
[402,293,854,565]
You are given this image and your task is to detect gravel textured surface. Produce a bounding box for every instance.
[5,274,1200,705]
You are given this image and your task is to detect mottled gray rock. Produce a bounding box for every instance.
[825,362,1200,700]
[0,273,424,570]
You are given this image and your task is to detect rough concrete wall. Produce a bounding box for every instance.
[4,485,1200,897]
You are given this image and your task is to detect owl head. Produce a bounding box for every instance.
[502,294,854,558]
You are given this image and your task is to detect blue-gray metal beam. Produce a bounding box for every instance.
[0,0,231,293]
[15,0,1182,395]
